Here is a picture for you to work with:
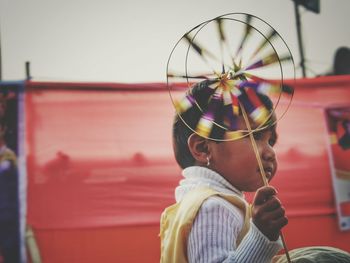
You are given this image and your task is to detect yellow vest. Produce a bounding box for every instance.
[160,187,251,263]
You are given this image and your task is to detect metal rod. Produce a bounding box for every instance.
[240,103,292,263]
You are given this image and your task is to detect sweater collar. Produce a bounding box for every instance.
[175,166,243,202]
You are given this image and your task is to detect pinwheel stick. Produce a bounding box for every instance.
[240,103,292,263]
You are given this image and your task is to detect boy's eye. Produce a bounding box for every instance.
[269,131,278,147]
[253,130,277,146]
[269,137,277,147]
[253,131,264,140]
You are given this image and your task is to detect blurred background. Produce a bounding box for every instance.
[0,0,349,82]
[0,1,350,263]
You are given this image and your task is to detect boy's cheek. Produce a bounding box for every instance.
[270,163,278,181]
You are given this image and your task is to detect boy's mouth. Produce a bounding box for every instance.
[257,166,273,181]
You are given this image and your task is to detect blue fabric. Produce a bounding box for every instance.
[0,80,25,263]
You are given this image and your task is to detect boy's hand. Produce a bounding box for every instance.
[252,186,288,241]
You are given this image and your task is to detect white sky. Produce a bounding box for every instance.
[0,0,349,83]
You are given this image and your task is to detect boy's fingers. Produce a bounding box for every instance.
[264,206,286,220]
[262,196,282,212]
[253,186,277,205]
[271,215,289,229]
[253,206,286,223]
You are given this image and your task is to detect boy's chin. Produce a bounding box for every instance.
[244,182,265,192]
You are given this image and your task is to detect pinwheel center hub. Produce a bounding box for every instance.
[218,72,232,91]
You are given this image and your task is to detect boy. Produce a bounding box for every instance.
[160,80,288,262]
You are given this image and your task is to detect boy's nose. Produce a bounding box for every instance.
[262,144,276,162]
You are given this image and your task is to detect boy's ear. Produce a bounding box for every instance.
[188,133,210,164]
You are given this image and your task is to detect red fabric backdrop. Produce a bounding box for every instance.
[25,76,350,262]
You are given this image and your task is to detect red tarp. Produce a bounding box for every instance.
[25,76,350,262]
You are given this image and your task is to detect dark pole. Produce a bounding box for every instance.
[294,1,307,78]
[25,61,31,80]
[0,27,2,81]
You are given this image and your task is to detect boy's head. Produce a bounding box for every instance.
[172,80,278,191]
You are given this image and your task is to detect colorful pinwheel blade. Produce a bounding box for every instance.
[174,94,196,113]
[184,33,220,63]
[235,14,253,56]
[216,18,226,42]
[167,72,216,80]
[250,29,278,59]
[196,87,223,137]
[223,104,238,130]
[245,52,292,71]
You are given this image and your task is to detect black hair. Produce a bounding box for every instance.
[172,80,276,169]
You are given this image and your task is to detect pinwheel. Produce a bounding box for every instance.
[166,13,296,262]
[167,13,294,141]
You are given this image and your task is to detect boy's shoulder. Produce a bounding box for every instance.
[202,195,245,213]
[192,194,250,248]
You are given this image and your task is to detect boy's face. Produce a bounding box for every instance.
[208,116,278,192]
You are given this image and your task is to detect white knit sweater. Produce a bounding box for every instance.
[175,166,282,263]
